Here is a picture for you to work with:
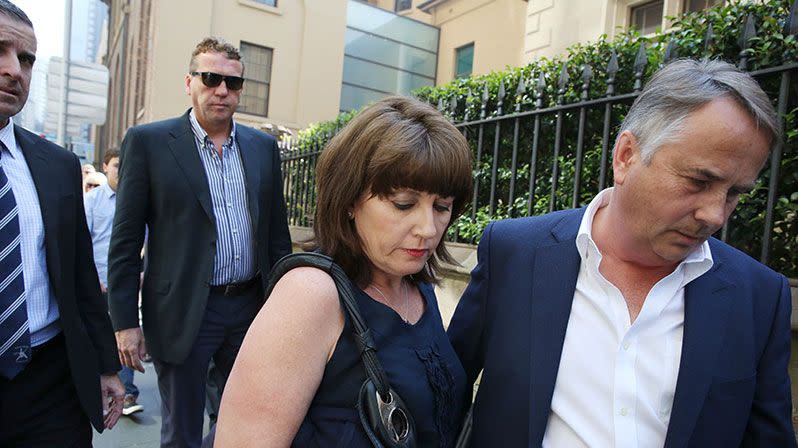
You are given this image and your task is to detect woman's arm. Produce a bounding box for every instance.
[214,266,345,446]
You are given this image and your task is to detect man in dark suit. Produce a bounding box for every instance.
[108,37,292,447]
[449,58,796,447]
[0,1,125,446]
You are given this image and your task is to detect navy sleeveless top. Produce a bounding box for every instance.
[291,281,467,448]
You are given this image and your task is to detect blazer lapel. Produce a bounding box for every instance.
[14,126,63,293]
[167,114,214,222]
[528,212,583,445]
[664,260,733,448]
[235,127,261,226]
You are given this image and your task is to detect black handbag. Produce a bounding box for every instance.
[267,252,417,448]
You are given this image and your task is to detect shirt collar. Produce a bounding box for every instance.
[576,187,713,283]
[188,108,237,147]
[99,182,115,198]
[0,118,19,159]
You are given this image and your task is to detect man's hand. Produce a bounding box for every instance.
[100,374,125,429]
[115,327,147,373]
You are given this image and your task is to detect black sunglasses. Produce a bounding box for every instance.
[190,71,245,91]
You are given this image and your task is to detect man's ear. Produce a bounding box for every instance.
[185,74,192,96]
[612,130,641,186]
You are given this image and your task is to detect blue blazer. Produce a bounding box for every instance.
[448,208,795,447]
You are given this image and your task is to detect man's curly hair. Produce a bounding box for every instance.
[188,37,244,74]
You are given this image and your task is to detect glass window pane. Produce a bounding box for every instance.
[455,44,474,78]
[685,0,722,13]
[342,56,434,95]
[239,42,271,116]
[347,0,439,52]
[340,83,389,112]
[252,0,276,6]
[345,29,436,77]
[631,1,663,35]
[395,0,412,11]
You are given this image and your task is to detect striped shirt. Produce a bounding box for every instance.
[0,119,60,346]
[189,110,256,285]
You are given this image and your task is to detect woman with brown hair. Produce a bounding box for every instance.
[213,96,473,447]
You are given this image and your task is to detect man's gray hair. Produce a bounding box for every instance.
[0,0,32,28]
[618,58,779,163]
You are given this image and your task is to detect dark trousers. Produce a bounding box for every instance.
[0,333,92,447]
[154,287,261,448]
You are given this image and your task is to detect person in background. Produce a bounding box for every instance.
[108,37,292,447]
[0,1,125,445]
[81,162,95,191]
[84,170,107,194]
[85,149,144,417]
[214,96,473,447]
[448,58,796,447]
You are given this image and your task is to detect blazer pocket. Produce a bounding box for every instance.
[145,275,171,296]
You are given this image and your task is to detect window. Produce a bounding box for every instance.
[684,0,722,13]
[630,1,664,35]
[395,0,412,12]
[238,42,273,117]
[252,0,277,6]
[455,43,474,79]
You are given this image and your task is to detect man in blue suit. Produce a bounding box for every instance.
[448,58,796,447]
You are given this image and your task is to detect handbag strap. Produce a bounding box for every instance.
[266,252,391,397]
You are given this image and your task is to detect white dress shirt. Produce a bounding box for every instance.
[542,188,713,448]
[0,119,60,346]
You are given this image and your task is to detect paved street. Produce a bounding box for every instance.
[92,361,211,447]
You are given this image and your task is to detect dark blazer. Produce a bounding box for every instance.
[15,125,120,431]
[448,208,796,447]
[107,111,292,364]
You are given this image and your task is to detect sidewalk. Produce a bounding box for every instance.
[92,361,211,447]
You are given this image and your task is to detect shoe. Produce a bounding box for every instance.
[122,394,144,416]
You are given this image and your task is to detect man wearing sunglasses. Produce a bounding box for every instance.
[108,37,291,447]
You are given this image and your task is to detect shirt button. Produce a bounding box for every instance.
[620,407,629,416]
[235,255,240,260]
[623,342,631,350]
[232,229,238,234]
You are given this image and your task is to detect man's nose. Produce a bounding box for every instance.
[0,53,23,80]
[694,194,730,231]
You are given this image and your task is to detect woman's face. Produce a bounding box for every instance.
[353,188,453,283]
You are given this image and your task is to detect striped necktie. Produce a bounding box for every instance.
[0,141,30,379]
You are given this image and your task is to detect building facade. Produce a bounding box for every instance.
[97,0,727,154]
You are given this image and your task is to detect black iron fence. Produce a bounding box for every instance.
[280,3,798,276]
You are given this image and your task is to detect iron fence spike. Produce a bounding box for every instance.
[558,63,569,90]
[515,74,526,98]
[704,23,714,50]
[634,43,648,73]
[789,0,798,35]
[664,39,677,62]
[536,72,546,91]
[607,49,619,76]
[498,79,506,101]
[739,13,756,50]
[581,64,593,83]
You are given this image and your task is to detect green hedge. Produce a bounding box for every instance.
[289,0,798,277]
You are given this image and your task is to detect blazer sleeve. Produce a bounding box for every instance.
[448,222,494,392]
[741,274,797,447]
[108,127,149,331]
[69,155,121,374]
[267,138,292,268]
